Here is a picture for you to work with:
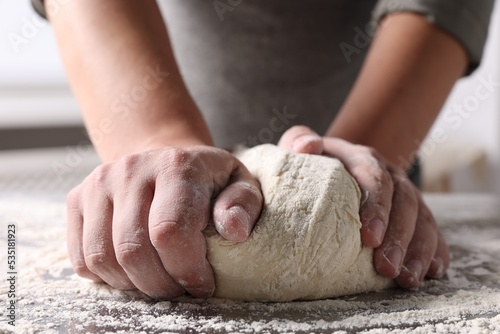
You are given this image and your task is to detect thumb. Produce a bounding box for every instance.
[212,161,263,243]
[278,125,323,154]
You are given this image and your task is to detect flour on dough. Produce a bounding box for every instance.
[204,144,393,301]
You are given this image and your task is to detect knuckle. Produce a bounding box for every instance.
[87,164,110,187]
[84,252,109,272]
[115,242,144,267]
[161,148,200,180]
[166,148,191,168]
[117,154,141,181]
[149,221,183,249]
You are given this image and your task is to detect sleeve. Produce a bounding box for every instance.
[373,0,496,75]
[31,0,47,20]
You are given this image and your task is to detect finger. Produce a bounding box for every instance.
[149,181,213,298]
[112,183,184,299]
[395,198,438,288]
[426,231,450,279]
[66,186,102,282]
[323,139,393,247]
[373,173,418,278]
[149,153,215,298]
[213,164,263,242]
[277,125,323,154]
[81,169,134,290]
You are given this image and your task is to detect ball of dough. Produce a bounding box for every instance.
[204,144,393,301]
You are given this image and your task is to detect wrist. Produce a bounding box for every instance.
[97,122,213,163]
[139,130,213,151]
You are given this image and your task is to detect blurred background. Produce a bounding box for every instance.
[0,1,499,197]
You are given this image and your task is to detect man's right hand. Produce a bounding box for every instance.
[66,146,263,299]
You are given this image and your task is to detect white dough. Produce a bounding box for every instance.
[204,144,393,301]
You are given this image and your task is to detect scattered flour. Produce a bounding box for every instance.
[0,194,499,333]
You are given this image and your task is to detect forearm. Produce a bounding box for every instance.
[47,0,212,162]
[327,13,467,169]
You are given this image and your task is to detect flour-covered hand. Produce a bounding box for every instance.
[66,146,263,299]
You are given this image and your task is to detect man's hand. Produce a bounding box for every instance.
[279,126,449,289]
[66,146,263,299]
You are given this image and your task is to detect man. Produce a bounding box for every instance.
[33,0,494,299]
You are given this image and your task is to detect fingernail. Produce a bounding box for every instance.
[229,205,252,237]
[431,256,445,278]
[403,259,423,282]
[366,218,385,245]
[384,246,404,273]
[292,135,319,152]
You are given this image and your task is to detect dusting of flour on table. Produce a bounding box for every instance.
[206,144,392,301]
[0,193,499,333]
